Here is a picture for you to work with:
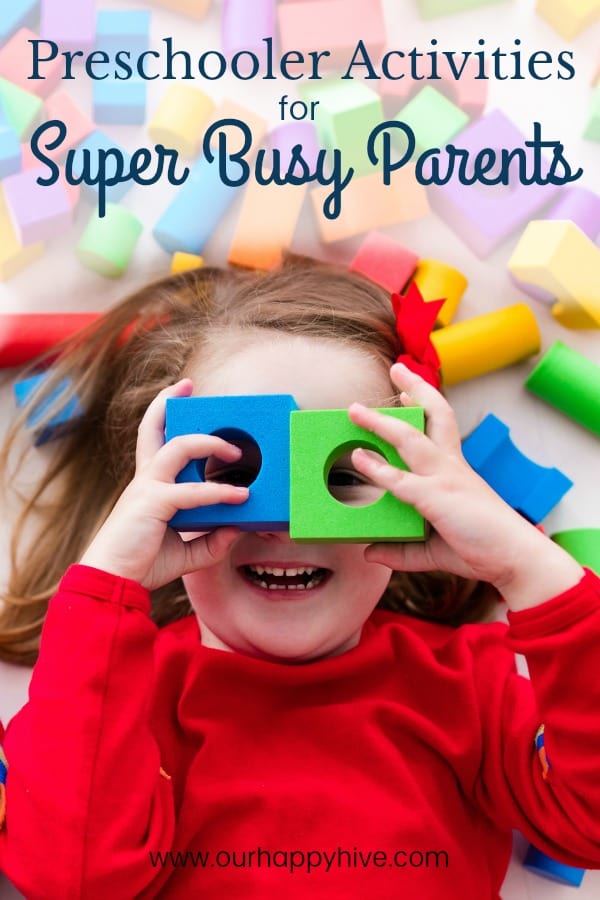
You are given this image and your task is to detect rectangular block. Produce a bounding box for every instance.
[278,0,386,68]
[40,0,96,52]
[290,407,426,542]
[71,131,133,204]
[222,0,275,57]
[228,181,306,270]
[0,311,100,366]
[349,231,418,293]
[536,0,600,40]
[93,78,147,126]
[166,394,299,531]
[14,371,83,445]
[0,0,39,44]
[311,165,429,243]
[2,167,71,245]
[96,10,151,57]
[43,91,95,160]
[0,187,44,282]
[0,27,62,97]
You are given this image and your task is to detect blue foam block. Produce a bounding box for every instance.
[523,845,585,886]
[93,79,147,125]
[96,10,151,57]
[14,371,83,445]
[0,0,39,44]
[462,414,572,524]
[166,394,298,531]
[153,149,242,254]
[0,128,21,179]
[70,130,133,203]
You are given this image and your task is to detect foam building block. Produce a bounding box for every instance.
[431,303,540,386]
[0,0,39,44]
[145,0,211,17]
[523,845,585,886]
[165,394,299,531]
[0,312,100,367]
[408,259,467,327]
[0,78,42,139]
[14,371,83,445]
[170,252,204,274]
[299,80,384,177]
[205,100,268,154]
[95,10,151,57]
[154,149,243,254]
[551,529,600,573]
[417,0,506,16]
[508,220,600,329]
[77,204,143,278]
[393,87,469,155]
[0,28,62,97]
[43,91,95,161]
[2,167,71,245]
[525,341,600,436]
[71,131,133,204]
[0,109,21,179]
[269,122,320,171]
[94,78,147,126]
[434,56,489,118]
[40,0,95,53]
[290,407,426,543]
[430,110,559,258]
[228,181,306,270]
[278,0,386,69]
[222,0,275,59]
[535,0,600,40]
[583,83,600,143]
[311,166,430,243]
[349,231,418,293]
[149,85,215,158]
[462,414,572,523]
[0,187,44,282]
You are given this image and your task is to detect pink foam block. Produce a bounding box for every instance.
[349,231,418,292]
[434,56,489,118]
[2,167,72,245]
[278,0,386,69]
[430,109,559,258]
[222,0,275,58]
[42,91,95,160]
[40,0,96,53]
[0,28,63,98]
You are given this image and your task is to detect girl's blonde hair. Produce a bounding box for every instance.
[0,257,497,665]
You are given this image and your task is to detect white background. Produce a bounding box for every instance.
[0,0,599,896]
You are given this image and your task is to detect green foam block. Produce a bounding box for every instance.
[416,0,505,18]
[525,341,600,436]
[0,77,42,139]
[583,84,600,143]
[77,203,143,278]
[551,529,600,574]
[290,407,426,543]
[394,86,469,155]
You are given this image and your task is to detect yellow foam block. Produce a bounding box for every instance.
[535,0,600,39]
[149,85,215,158]
[205,101,268,155]
[410,259,467,327]
[508,220,600,329]
[170,252,204,274]
[431,303,541,386]
[228,182,307,270]
[0,186,44,280]
[310,166,430,243]
[146,0,211,17]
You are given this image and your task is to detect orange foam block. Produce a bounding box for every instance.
[310,167,429,243]
[43,91,95,161]
[205,100,268,154]
[349,231,418,292]
[228,182,307,270]
[278,0,386,68]
[0,28,63,98]
[508,220,600,329]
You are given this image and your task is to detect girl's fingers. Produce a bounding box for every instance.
[390,364,462,452]
[148,433,242,483]
[364,540,436,572]
[351,449,422,505]
[348,404,440,475]
[165,480,249,511]
[136,379,194,468]
[183,527,241,573]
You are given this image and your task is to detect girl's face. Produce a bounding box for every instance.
[182,333,395,663]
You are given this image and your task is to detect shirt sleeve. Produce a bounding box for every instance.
[0,565,175,900]
[469,568,600,868]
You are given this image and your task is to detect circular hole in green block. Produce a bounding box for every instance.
[200,428,262,488]
[325,442,388,508]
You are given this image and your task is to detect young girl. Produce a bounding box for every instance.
[0,258,598,900]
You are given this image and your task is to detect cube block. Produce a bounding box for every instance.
[535,0,599,40]
[462,414,572,523]
[0,77,42,139]
[93,78,147,126]
[0,27,63,97]
[71,131,133,204]
[0,127,21,179]
[228,181,306,270]
[0,187,44,282]
[393,87,469,155]
[349,231,418,293]
[166,394,299,531]
[222,0,275,57]
[14,371,83,445]
[0,0,39,44]
[417,0,506,17]
[2,167,71,245]
[290,407,426,542]
[278,0,386,68]
[205,100,268,153]
[583,83,600,143]
[551,529,600,573]
[96,10,151,57]
[523,845,585,886]
[43,91,94,160]
[40,0,95,52]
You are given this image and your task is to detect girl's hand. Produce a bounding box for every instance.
[79,379,248,591]
[349,364,584,610]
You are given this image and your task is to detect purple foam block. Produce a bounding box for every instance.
[2,167,72,245]
[269,121,321,172]
[41,0,96,53]
[222,0,275,59]
[430,109,559,258]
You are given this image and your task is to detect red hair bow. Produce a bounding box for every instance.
[391,284,444,389]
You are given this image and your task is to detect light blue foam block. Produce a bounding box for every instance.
[96,10,151,57]
[93,78,147,125]
[0,0,39,44]
[70,130,133,204]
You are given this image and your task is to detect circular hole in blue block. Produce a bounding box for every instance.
[326,444,387,508]
[200,428,262,488]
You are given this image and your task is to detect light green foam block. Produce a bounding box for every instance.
[393,86,469,155]
[0,77,43,139]
[551,529,600,574]
[583,84,600,143]
[417,0,505,19]
[290,407,426,543]
[77,204,143,278]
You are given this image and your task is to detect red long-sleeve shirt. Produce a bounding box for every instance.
[1,564,600,899]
